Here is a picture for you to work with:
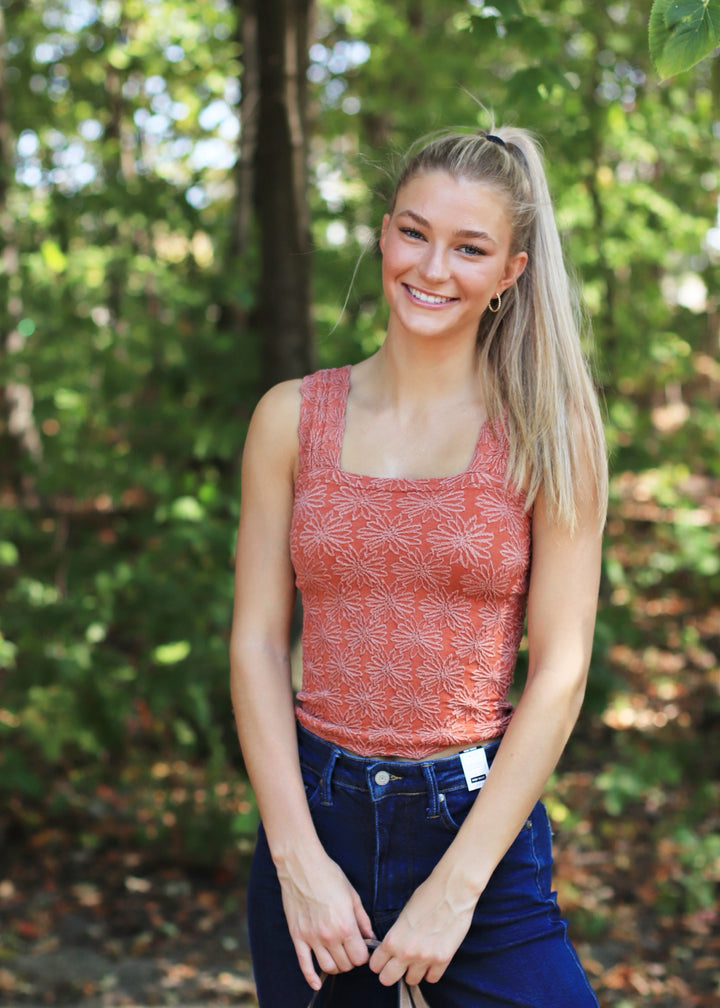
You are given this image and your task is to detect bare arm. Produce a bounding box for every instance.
[371,451,604,988]
[229,381,373,991]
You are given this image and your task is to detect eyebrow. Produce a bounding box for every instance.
[397,209,499,246]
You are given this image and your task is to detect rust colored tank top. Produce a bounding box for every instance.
[290,366,531,758]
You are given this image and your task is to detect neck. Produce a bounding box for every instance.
[370,331,483,407]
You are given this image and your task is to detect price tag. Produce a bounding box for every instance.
[459,746,489,792]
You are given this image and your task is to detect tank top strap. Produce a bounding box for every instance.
[297,365,351,473]
[464,406,512,480]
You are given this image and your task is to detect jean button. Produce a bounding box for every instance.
[374,770,391,785]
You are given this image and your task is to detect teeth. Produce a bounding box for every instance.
[407,285,454,305]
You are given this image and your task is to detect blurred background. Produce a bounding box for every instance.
[0,1,718,1005]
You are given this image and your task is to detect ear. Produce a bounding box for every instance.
[379,213,391,253]
[499,250,528,293]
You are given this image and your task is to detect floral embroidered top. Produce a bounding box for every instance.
[290,366,532,758]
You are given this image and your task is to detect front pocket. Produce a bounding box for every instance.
[437,786,475,833]
[482,802,553,904]
[300,763,324,810]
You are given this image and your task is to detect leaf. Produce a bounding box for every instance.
[486,0,525,20]
[0,541,19,566]
[15,920,40,939]
[505,64,572,110]
[649,0,720,79]
[169,496,205,522]
[40,239,67,274]
[153,641,191,665]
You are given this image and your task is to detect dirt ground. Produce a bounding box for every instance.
[0,836,257,1007]
[1,802,718,1008]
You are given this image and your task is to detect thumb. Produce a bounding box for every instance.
[352,889,376,940]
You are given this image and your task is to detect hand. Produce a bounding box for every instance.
[369,870,477,987]
[277,849,376,991]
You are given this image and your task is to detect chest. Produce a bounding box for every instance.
[290,470,531,605]
[339,400,488,481]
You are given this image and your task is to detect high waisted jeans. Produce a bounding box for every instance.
[247,723,600,1008]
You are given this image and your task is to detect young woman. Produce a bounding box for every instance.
[230,127,608,1007]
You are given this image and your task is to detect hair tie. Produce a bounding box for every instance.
[484,133,506,148]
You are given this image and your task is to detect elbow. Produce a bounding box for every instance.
[228,629,246,690]
[228,629,258,712]
[567,668,590,723]
[228,629,244,677]
[524,659,591,735]
[229,629,292,689]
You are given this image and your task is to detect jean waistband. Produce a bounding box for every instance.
[297,722,501,798]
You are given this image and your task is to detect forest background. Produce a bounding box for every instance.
[0,1,719,1006]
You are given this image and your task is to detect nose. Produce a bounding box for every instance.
[419,242,450,283]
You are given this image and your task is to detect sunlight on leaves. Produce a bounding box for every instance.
[650,0,720,79]
[152,641,191,665]
[169,496,205,522]
[0,542,19,566]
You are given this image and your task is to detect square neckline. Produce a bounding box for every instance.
[334,364,496,487]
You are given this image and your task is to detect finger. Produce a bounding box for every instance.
[369,944,405,986]
[328,945,354,974]
[377,957,407,987]
[343,930,371,968]
[368,944,388,976]
[405,962,433,987]
[314,945,343,975]
[424,961,448,984]
[352,891,376,941]
[295,941,323,992]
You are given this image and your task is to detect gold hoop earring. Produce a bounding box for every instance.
[488,292,502,313]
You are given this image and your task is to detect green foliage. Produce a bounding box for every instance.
[0,6,718,939]
[597,733,720,912]
[597,739,683,815]
[650,0,720,79]
[0,0,255,788]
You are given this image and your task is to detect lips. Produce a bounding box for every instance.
[404,284,457,306]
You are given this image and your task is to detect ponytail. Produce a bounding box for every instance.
[391,128,608,530]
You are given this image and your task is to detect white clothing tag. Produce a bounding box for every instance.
[459,747,489,791]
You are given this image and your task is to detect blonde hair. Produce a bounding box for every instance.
[391,128,608,530]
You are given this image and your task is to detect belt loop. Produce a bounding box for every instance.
[421,763,439,818]
[320,747,341,806]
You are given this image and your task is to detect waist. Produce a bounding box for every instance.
[342,737,503,761]
[297,722,502,795]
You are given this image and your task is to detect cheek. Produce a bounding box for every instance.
[381,236,408,277]
[457,264,495,293]
[380,251,398,298]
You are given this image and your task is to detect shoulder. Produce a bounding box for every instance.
[243,379,303,481]
[246,367,350,448]
[299,364,350,402]
[248,379,302,438]
[254,377,303,414]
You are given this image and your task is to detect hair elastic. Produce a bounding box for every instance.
[484,133,507,148]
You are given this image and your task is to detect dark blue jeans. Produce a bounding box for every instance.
[247,724,600,1008]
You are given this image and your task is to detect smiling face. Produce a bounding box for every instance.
[379,170,527,346]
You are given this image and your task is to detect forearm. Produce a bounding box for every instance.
[231,637,376,985]
[436,663,588,901]
[368,664,591,987]
[230,639,324,868]
[442,476,605,899]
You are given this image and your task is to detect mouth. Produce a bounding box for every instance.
[404,284,457,306]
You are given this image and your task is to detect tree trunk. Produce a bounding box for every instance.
[0,5,43,483]
[253,0,315,388]
[235,0,259,259]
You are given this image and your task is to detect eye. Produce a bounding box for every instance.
[399,226,426,241]
[458,244,486,257]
